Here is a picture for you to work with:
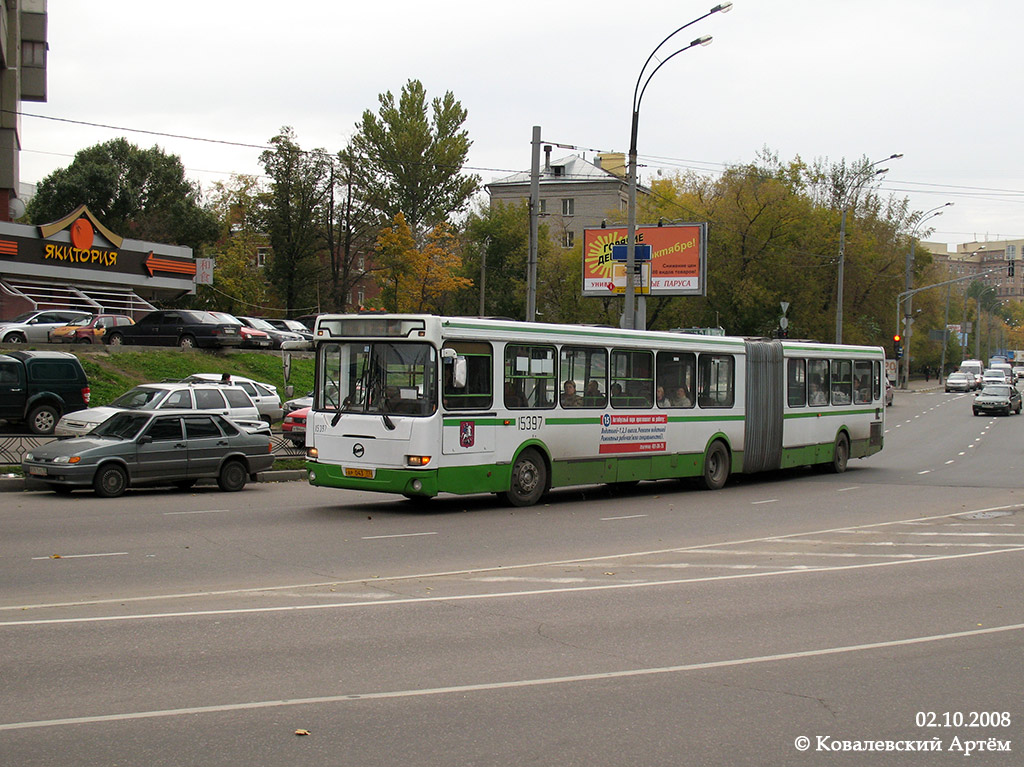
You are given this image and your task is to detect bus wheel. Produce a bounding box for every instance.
[830,433,850,474]
[504,448,547,507]
[701,440,730,490]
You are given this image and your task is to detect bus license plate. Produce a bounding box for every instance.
[344,467,375,479]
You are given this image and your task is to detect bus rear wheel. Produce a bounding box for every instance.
[504,448,547,507]
[829,433,850,473]
[701,440,730,490]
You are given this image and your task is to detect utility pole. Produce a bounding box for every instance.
[527,126,541,322]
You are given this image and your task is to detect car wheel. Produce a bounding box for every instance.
[503,448,547,507]
[27,404,59,435]
[701,440,731,489]
[179,334,197,351]
[105,332,124,346]
[829,433,850,474]
[217,459,248,492]
[973,409,980,416]
[93,464,128,498]
[3,331,26,343]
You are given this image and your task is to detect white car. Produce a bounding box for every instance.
[55,382,267,437]
[179,374,284,423]
[0,309,93,344]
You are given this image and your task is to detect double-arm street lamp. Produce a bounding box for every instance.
[623,2,732,331]
[901,202,953,387]
[834,153,902,343]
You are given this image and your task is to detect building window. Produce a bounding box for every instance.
[561,198,575,216]
[539,199,547,215]
[22,41,46,68]
[256,248,269,268]
[358,255,365,271]
[563,231,575,249]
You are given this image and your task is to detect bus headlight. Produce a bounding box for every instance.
[406,455,431,466]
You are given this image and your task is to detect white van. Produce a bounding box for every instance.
[959,360,984,389]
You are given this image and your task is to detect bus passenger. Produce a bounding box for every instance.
[672,386,692,407]
[583,380,604,407]
[504,382,527,408]
[656,385,669,408]
[561,380,582,408]
[808,380,827,406]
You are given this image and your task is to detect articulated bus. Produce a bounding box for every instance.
[304,314,886,506]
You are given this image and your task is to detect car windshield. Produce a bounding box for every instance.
[210,312,243,326]
[283,320,308,332]
[92,412,151,440]
[109,387,169,409]
[243,317,276,331]
[981,385,1010,397]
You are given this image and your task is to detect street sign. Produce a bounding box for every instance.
[611,244,652,262]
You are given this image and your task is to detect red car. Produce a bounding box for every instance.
[282,407,309,448]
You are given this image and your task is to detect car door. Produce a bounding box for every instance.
[135,415,188,482]
[0,359,26,418]
[184,414,229,478]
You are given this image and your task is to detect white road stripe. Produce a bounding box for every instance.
[600,514,648,520]
[2,622,1022,732]
[164,509,229,515]
[31,552,127,561]
[362,532,438,540]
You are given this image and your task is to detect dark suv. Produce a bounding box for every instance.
[0,350,91,434]
[104,310,243,350]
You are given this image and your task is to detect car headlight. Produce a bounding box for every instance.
[53,455,82,464]
[24,452,34,461]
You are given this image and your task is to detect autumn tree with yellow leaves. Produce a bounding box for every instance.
[374,213,472,313]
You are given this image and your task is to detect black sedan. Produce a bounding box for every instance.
[22,410,275,497]
[972,384,1022,416]
[104,310,242,350]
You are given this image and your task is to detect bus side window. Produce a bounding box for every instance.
[504,344,556,410]
[442,341,492,410]
[697,354,734,408]
[788,358,806,407]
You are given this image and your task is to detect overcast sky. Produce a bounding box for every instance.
[19,0,1024,248]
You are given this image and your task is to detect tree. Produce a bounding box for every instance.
[374,213,472,313]
[259,127,333,315]
[350,79,479,234]
[325,146,380,312]
[27,138,219,252]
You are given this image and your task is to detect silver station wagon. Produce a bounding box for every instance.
[23,410,275,497]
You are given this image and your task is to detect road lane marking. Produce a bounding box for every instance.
[2,546,1022,628]
[164,509,229,515]
[751,499,777,505]
[6,504,1024,613]
[362,532,438,540]
[30,552,127,561]
[600,514,648,520]
[2,622,1022,732]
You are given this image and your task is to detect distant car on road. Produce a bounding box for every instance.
[944,372,973,393]
[0,309,93,344]
[23,410,275,497]
[973,384,1022,417]
[1013,365,1024,381]
[49,314,134,344]
[982,369,1011,387]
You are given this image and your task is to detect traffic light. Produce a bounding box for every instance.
[893,334,903,359]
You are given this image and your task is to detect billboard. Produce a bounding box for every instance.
[582,223,707,297]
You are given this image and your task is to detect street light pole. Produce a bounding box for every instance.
[901,202,953,388]
[835,153,902,343]
[624,2,731,331]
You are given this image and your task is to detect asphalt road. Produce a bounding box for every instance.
[2,389,1022,766]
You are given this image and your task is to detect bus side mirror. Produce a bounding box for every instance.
[453,357,468,388]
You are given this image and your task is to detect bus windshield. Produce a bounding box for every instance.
[318,341,437,416]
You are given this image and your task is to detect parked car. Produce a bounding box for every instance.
[944,371,973,393]
[0,350,91,434]
[1013,365,1024,381]
[104,310,243,350]
[282,406,309,448]
[205,312,273,349]
[973,384,1022,416]
[262,318,314,341]
[284,390,313,412]
[49,313,135,344]
[23,410,275,497]
[0,309,93,344]
[180,373,284,423]
[234,316,306,349]
[55,380,265,437]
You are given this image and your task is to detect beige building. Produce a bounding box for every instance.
[926,239,1024,300]
[485,150,644,249]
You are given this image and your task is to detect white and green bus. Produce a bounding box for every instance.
[304,314,886,506]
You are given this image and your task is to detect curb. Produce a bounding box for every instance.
[1,468,308,493]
